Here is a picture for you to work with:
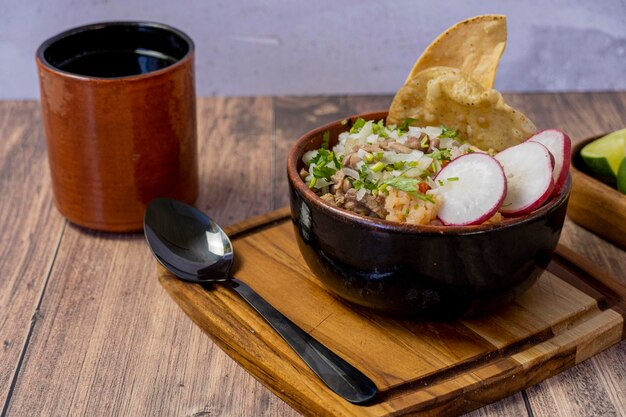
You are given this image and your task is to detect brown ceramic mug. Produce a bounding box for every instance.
[36,21,198,232]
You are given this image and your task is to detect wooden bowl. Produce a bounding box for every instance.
[287,111,571,319]
[568,135,626,249]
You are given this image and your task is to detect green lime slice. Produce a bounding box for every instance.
[618,157,626,194]
[581,128,626,179]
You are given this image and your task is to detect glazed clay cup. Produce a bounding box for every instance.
[36,22,198,232]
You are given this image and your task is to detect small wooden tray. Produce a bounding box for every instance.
[569,135,626,249]
[158,208,626,417]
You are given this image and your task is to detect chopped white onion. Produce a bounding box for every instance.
[356,188,367,201]
[439,137,460,149]
[357,148,369,159]
[382,150,424,164]
[417,156,433,171]
[342,167,359,179]
[403,167,422,178]
[314,178,332,188]
[409,126,443,139]
[426,176,439,189]
[302,150,318,164]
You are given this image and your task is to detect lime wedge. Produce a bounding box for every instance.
[580,129,626,179]
[618,157,626,194]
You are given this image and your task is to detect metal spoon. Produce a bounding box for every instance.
[143,198,378,405]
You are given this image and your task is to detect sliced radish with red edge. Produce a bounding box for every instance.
[527,129,571,196]
[434,153,506,226]
[495,141,554,216]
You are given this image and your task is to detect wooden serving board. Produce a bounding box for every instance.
[158,208,626,417]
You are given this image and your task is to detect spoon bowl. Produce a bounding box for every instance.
[144,198,378,405]
[144,198,233,280]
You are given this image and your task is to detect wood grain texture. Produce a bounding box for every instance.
[2,97,296,417]
[502,92,626,417]
[0,101,66,412]
[0,93,625,417]
[158,213,624,417]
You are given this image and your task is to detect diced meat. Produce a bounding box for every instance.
[428,138,441,152]
[330,170,352,196]
[343,152,362,169]
[404,133,428,150]
[320,193,336,205]
[342,189,387,218]
[386,142,413,154]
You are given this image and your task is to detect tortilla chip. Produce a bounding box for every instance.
[388,67,537,151]
[405,15,507,90]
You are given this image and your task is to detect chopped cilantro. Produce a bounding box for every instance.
[399,118,417,132]
[370,161,385,173]
[429,148,452,160]
[383,176,436,203]
[383,176,419,193]
[350,118,366,134]
[312,163,337,180]
[321,131,330,149]
[308,145,342,182]
[447,177,459,181]
[440,126,459,139]
[353,164,378,191]
[415,193,436,204]
[372,120,389,138]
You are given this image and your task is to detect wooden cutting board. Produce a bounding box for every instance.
[158,207,626,417]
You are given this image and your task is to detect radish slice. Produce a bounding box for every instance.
[434,153,506,226]
[528,129,571,195]
[495,142,555,216]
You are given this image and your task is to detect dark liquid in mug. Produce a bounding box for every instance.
[57,49,178,77]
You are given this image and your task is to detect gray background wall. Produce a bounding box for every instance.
[1,0,625,99]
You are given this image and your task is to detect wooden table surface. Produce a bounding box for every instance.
[1,93,625,417]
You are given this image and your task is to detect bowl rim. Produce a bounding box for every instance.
[287,111,571,236]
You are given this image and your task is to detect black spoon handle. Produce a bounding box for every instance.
[228,277,377,405]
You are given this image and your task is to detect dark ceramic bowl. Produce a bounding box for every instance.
[287,111,571,319]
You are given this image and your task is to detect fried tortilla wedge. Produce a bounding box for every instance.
[404,15,507,90]
[388,67,536,151]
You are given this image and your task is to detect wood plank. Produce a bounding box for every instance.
[0,101,66,412]
[3,97,300,417]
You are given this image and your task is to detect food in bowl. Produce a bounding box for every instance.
[301,118,570,226]
[298,14,572,227]
[286,15,573,318]
[287,112,571,318]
